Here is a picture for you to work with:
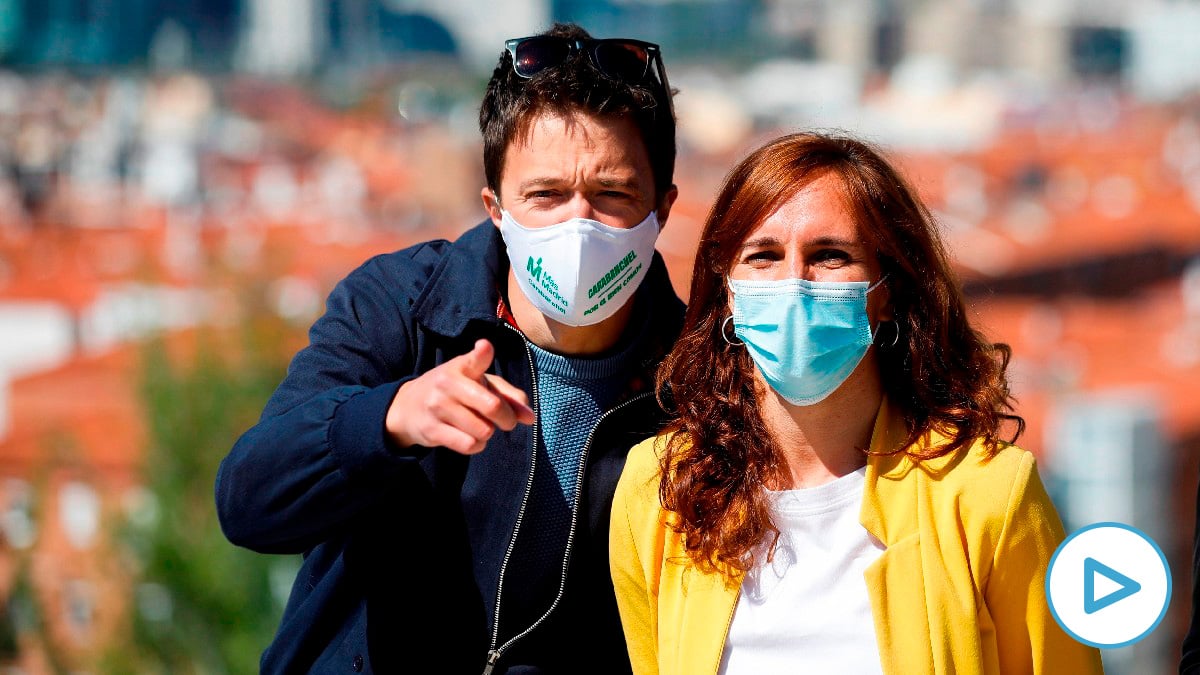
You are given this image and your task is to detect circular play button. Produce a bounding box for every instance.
[1045,522,1171,648]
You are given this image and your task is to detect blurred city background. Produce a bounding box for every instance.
[0,0,1197,673]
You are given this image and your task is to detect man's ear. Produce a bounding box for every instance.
[481,187,503,227]
[656,185,679,229]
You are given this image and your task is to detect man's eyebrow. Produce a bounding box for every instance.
[516,176,645,192]
[517,177,566,192]
[598,177,643,191]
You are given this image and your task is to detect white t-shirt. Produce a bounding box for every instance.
[718,467,886,675]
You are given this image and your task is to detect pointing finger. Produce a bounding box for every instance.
[457,339,495,380]
[484,374,535,425]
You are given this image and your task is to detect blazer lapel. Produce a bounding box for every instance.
[860,399,938,675]
[660,561,740,675]
[860,399,986,675]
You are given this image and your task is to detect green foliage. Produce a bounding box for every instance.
[0,606,16,662]
[8,558,72,675]
[2,433,92,673]
[0,562,34,665]
[104,319,299,675]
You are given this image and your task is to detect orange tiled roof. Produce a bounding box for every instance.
[902,106,1200,278]
[1,344,143,480]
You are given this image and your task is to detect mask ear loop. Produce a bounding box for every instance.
[867,274,896,348]
[721,316,744,347]
[867,273,889,293]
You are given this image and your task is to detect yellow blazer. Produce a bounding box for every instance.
[609,400,1104,675]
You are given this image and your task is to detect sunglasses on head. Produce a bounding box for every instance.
[504,35,673,115]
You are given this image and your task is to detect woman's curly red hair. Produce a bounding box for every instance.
[656,132,1023,577]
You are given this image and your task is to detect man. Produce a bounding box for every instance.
[215,22,681,674]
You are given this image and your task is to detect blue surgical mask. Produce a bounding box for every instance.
[728,276,887,406]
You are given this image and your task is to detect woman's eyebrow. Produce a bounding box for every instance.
[808,235,860,248]
[741,236,781,249]
[741,235,863,249]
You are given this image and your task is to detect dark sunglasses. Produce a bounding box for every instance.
[504,35,673,115]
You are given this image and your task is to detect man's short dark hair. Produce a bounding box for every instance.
[479,22,676,201]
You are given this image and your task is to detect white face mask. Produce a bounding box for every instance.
[499,209,661,327]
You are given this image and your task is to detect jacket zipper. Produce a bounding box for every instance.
[486,390,652,674]
[484,324,540,675]
[483,323,652,674]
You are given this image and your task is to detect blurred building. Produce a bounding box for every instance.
[1,0,1197,97]
[0,0,239,69]
[758,0,1200,95]
[554,0,759,59]
[238,0,323,76]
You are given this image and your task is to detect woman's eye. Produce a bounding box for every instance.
[743,250,780,264]
[814,249,850,265]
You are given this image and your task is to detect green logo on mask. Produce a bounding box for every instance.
[587,251,637,299]
[527,256,543,282]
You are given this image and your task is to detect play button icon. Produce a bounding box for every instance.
[1084,557,1141,614]
[1046,523,1170,648]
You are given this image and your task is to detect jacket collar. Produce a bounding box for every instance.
[857,399,992,675]
[859,399,911,546]
[860,398,966,546]
[412,221,508,337]
[411,220,685,368]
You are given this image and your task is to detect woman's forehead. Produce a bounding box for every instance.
[741,174,865,246]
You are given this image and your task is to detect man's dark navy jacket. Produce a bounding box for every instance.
[1183,475,1200,674]
[215,221,684,674]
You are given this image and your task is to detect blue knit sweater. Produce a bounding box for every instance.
[499,315,649,639]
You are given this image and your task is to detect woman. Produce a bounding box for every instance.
[609,132,1103,675]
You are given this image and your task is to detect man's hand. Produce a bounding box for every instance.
[387,339,535,455]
